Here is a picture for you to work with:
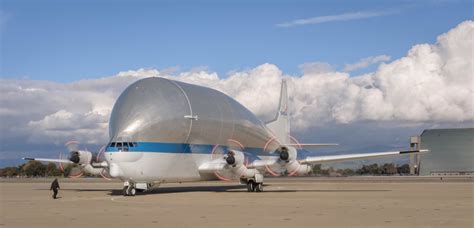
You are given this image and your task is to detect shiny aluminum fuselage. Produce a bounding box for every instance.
[104,77,279,183]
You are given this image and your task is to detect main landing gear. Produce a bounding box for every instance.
[123,182,153,196]
[246,180,263,192]
[123,184,136,196]
[242,174,264,192]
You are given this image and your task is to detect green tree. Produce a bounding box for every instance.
[46,163,62,176]
[381,163,397,175]
[356,163,383,175]
[22,161,47,177]
[312,164,322,175]
[397,164,410,174]
[0,167,19,177]
[63,164,74,177]
[341,168,355,176]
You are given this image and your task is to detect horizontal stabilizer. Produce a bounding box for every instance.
[23,157,74,164]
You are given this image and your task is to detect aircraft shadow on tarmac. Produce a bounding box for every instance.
[37,186,391,196]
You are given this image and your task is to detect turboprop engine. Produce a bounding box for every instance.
[69,150,93,165]
[224,150,259,179]
[276,146,311,176]
[65,142,109,177]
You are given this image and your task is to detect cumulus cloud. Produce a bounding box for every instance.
[276,11,388,28]
[0,20,472,160]
[171,21,472,127]
[344,55,391,72]
[298,62,335,74]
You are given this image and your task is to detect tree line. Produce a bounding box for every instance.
[311,163,411,176]
[0,161,74,177]
[1,161,412,178]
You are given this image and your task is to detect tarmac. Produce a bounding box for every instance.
[1,176,473,228]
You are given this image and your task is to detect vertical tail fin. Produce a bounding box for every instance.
[265,79,290,144]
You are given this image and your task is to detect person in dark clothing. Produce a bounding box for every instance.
[50,178,60,199]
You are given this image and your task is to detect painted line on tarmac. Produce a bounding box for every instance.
[110,196,159,204]
[57,196,114,202]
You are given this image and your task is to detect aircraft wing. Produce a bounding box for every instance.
[299,149,429,165]
[23,157,74,164]
[198,158,227,172]
[198,149,428,173]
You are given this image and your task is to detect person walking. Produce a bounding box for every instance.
[50,178,60,199]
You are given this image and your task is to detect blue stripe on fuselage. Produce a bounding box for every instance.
[106,142,268,156]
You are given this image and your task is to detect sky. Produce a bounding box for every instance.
[0,0,473,167]
[1,0,473,81]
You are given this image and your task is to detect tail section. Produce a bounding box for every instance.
[265,79,290,144]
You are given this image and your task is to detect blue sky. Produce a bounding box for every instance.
[0,0,472,168]
[2,0,472,82]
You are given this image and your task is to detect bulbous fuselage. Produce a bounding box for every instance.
[105,77,279,182]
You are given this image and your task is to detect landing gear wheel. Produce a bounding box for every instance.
[254,183,263,192]
[129,187,136,196]
[126,185,136,196]
[122,186,129,196]
[247,181,255,192]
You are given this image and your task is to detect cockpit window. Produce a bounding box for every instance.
[108,142,137,149]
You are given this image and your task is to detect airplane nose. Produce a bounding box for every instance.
[108,163,123,178]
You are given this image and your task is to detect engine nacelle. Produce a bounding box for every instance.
[69,150,93,165]
[277,146,297,162]
[225,150,245,167]
[285,161,311,176]
[225,150,259,179]
[276,146,311,176]
[82,164,105,176]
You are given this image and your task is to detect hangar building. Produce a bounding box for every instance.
[417,128,473,176]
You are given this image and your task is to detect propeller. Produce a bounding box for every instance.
[263,137,284,176]
[57,140,111,180]
[57,141,84,178]
[210,144,232,181]
[263,135,303,176]
[216,139,253,181]
[65,140,80,153]
[95,145,112,181]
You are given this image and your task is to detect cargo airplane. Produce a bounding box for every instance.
[24,78,428,196]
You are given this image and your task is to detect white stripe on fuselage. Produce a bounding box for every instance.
[105,152,277,183]
[106,152,205,182]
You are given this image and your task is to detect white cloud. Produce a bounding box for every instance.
[0,20,472,160]
[116,68,160,78]
[298,62,335,74]
[276,11,388,28]
[344,55,391,72]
